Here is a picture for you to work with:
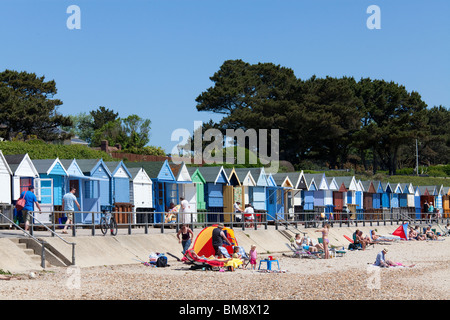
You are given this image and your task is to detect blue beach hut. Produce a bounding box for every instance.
[60,159,101,214]
[32,158,68,223]
[76,159,112,211]
[196,166,229,223]
[104,161,132,204]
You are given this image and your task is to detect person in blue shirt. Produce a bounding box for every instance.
[19,186,42,232]
[374,248,390,267]
[61,187,81,234]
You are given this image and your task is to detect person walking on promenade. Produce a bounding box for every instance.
[62,187,81,234]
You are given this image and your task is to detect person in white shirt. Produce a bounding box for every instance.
[179,197,191,224]
[243,204,255,227]
[233,201,243,223]
[62,187,81,234]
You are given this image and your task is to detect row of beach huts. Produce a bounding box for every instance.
[0,151,449,226]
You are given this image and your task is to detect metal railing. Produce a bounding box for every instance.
[0,211,76,267]
[3,209,446,238]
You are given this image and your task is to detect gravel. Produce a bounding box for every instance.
[0,237,448,300]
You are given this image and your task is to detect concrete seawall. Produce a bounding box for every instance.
[0,224,414,273]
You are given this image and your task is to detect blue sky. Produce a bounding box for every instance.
[1,0,449,153]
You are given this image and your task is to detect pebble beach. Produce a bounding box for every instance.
[0,236,448,301]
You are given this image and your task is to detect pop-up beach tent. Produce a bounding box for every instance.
[192,225,238,257]
[392,223,409,240]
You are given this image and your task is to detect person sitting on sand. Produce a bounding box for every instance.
[425,226,438,240]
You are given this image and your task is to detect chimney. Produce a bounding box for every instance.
[101,140,108,152]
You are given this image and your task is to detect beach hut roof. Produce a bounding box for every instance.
[196,166,229,184]
[0,151,12,175]
[237,167,268,186]
[32,158,68,176]
[125,161,166,179]
[233,168,256,187]
[169,162,192,183]
[4,153,39,177]
[271,172,293,188]
[334,176,357,191]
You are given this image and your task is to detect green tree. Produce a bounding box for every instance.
[122,114,151,149]
[0,69,72,141]
[90,106,119,131]
[195,59,303,165]
[354,78,428,175]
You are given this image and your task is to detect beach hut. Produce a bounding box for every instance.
[0,150,12,205]
[355,180,365,220]
[5,154,40,225]
[60,159,101,219]
[285,171,304,216]
[104,161,134,225]
[442,187,450,217]
[390,183,402,219]
[5,153,40,205]
[104,161,132,204]
[435,185,444,214]
[414,186,422,219]
[170,162,196,222]
[265,172,285,221]
[245,167,269,214]
[333,176,358,219]
[419,186,437,219]
[403,183,416,215]
[196,166,229,223]
[271,172,293,220]
[361,180,376,220]
[76,159,112,210]
[301,174,316,213]
[234,168,257,208]
[187,167,207,222]
[223,168,245,223]
[32,158,69,223]
[128,167,153,225]
[126,161,179,223]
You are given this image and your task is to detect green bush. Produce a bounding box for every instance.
[0,140,114,160]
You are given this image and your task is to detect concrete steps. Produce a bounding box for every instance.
[9,238,51,268]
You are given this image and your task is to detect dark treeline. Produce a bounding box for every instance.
[195,59,450,175]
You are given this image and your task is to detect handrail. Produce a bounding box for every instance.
[0,212,48,268]
[29,211,76,266]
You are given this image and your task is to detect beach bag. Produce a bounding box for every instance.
[15,191,27,211]
[156,255,168,268]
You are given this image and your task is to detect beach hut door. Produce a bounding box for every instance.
[35,178,53,224]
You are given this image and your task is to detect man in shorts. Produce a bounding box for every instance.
[20,186,42,232]
[62,187,81,234]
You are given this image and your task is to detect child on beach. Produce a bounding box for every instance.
[249,245,257,270]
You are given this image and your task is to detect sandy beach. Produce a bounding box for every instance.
[0,235,448,301]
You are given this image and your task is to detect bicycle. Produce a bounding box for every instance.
[100,210,118,236]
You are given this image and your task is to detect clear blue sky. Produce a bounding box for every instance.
[1,0,449,153]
